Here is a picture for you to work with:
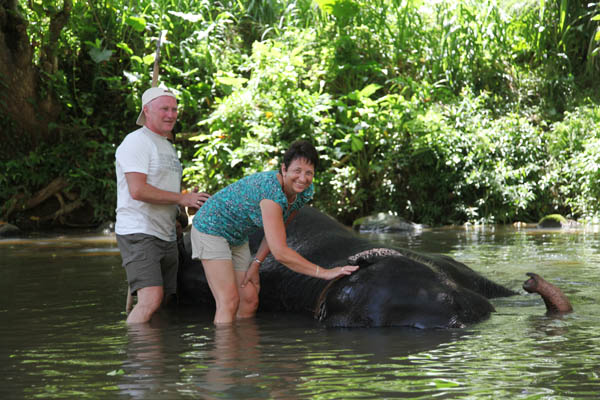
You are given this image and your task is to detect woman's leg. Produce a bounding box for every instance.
[235,270,259,319]
[202,259,240,324]
[230,242,259,319]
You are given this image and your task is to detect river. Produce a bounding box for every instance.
[1,225,599,399]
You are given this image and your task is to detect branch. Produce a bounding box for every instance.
[40,196,84,222]
[48,0,72,44]
[1,192,26,220]
[24,177,69,210]
[40,0,73,73]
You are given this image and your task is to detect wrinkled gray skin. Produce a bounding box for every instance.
[523,272,573,314]
[178,207,517,329]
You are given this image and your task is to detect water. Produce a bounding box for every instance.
[1,226,600,399]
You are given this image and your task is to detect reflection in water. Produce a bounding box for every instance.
[120,320,167,398]
[2,228,600,399]
[177,318,288,399]
[200,320,264,398]
[295,327,467,398]
[178,319,465,399]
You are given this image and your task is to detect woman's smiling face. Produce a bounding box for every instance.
[282,158,315,195]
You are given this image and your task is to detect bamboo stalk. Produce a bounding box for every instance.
[151,31,162,87]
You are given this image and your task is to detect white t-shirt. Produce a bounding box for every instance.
[115,127,182,241]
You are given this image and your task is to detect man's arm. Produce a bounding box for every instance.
[125,172,210,208]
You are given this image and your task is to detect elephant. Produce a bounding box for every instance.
[523,272,573,315]
[177,206,525,329]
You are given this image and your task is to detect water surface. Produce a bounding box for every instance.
[1,226,599,399]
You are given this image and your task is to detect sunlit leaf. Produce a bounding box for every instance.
[359,84,382,99]
[89,47,113,63]
[169,11,204,23]
[84,40,100,49]
[216,76,248,87]
[350,134,364,152]
[116,42,133,55]
[123,71,139,83]
[125,16,146,32]
[315,0,359,20]
[142,53,156,65]
[107,369,125,376]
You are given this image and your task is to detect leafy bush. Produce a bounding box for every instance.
[545,104,600,219]
[185,29,333,191]
[3,0,600,229]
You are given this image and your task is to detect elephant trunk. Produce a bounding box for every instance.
[523,272,573,314]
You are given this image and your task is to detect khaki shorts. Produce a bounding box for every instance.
[116,233,178,296]
[191,228,252,271]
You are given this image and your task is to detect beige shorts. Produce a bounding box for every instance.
[191,228,252,271]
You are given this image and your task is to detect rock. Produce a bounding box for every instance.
[0,223,21,237]
[352,212,425,233]
[537,214,579,229]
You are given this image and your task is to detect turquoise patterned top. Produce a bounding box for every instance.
[192,170,314,246]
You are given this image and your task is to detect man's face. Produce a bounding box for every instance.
[144,95,178,136]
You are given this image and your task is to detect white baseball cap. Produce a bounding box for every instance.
[136,87,177,126]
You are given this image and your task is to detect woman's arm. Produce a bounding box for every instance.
[240,210,298,288]
[254,209,298,262]
[259,200,358,280]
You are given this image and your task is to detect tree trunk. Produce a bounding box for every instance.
[0,0,70,153]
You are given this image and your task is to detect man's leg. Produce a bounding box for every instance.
[117,233,169,324]
[126,285,164,324]
[161,239,179,307]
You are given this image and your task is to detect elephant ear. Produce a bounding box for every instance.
[348,248,404,266]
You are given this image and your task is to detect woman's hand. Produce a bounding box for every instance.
[321,265,359,280]
[241,262,260,289]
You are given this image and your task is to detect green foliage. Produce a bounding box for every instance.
[401,90,548,224]
[185,29,332,191]
[3,0,600,228]
[545,104,600,219]
[0,136,116,226]
[315,87,417,223]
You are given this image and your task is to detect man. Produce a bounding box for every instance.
[115,87,210,324]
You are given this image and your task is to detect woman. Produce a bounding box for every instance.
[191,140,359,324]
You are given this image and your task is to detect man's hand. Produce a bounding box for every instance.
[181,186,211,210]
